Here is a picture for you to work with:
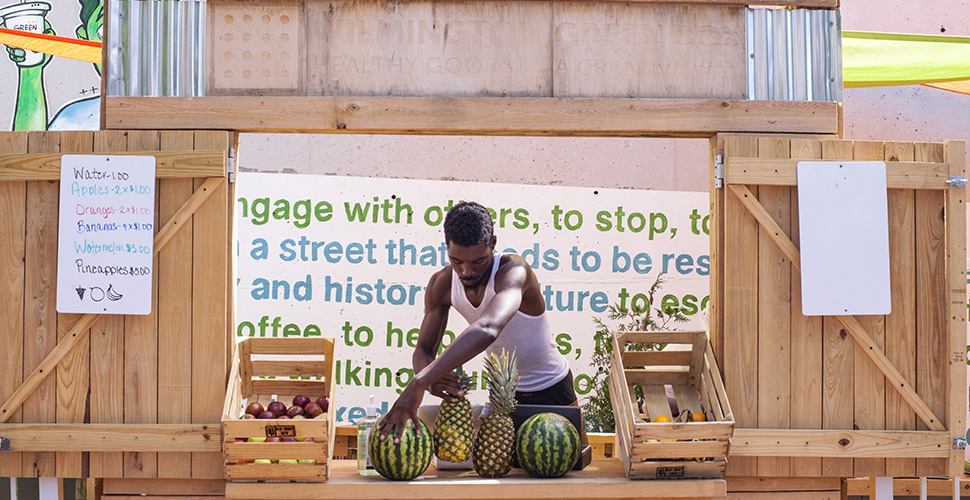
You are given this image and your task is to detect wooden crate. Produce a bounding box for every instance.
[609,330,734,480]
[222,337,336,482]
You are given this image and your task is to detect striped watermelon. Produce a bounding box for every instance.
[368,417,433,480]
[515,412,580,478]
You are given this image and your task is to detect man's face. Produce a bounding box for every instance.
[448,238,495,289]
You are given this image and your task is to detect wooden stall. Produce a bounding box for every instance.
[0,130,233,479]
[2,0,963,498]
[710,135,968,479]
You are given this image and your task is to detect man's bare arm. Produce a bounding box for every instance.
[378,258,529,440]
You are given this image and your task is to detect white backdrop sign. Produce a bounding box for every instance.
[235,173,710,424]
[57,155,156,315]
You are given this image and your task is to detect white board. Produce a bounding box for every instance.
[796,161,891,316]
[56,155,156,315]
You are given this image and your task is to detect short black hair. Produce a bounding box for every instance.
[444,202,493,246]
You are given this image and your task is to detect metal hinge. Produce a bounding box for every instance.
[0,437,9,452]
[947,176,967,188]
[954,437,967,450]
[714,154,724,189]
[228,147,236,184]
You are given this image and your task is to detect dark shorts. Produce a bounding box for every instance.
[514,370,588,445]
[516,370,578,406]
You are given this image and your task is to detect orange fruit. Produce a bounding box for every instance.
[652,415,671,423]
[691,412,707,422]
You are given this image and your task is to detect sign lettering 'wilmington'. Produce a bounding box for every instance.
[328,17,740,78]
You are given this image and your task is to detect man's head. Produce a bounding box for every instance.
[444,202,496,287]
[444,202,494,247]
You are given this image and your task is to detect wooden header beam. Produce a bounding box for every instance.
[0,424,221,452]
[105,97,840,137]
[0,149,227,181]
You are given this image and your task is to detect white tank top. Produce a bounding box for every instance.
[449,254,569,392]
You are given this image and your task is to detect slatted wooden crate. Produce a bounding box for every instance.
[609,330,734,480]
[222,337,336,482]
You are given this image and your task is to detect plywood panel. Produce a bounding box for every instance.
[309,1,553,98]
[914,141,947,478]
[819,140,853,478]
[55,131,94,478]
[723,135,758,477]
[552,3,745,98]
[157,131,196,478]
[89,130,129,478]
[123,131,160,478]
[755,137,790,477]
[850,141,886,478]
[0,132,27,477]
[210,1,305,95]
[192,131,230,479]
[787,137,822,477]
[22,132,59,477]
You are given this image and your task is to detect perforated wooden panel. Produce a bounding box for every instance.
[210,3,304,94]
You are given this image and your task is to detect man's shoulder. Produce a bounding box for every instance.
[426,265,454,303]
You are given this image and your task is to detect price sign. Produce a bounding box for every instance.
[56,155,156,315]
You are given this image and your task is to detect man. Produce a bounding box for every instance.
[378,201,583,442]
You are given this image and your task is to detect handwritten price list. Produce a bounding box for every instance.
[57,155,156,315]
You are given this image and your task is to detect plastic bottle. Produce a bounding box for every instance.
[357,395,379,476]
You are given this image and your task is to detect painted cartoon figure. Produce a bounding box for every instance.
[3,0,102,131]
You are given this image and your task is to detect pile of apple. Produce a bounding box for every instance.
[239,394,329,420]
[234,395,329,465]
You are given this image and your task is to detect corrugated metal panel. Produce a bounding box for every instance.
[107,0,206,97]
[746,7,841,102]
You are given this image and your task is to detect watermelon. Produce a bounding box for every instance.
[368,416,433,480]
[515,412,580,478]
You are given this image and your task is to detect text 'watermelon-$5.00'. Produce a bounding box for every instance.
[368,417,433,480]
[515,412,580,478]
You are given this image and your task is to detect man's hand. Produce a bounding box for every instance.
[376,384,425,443]
[427,372,463,403]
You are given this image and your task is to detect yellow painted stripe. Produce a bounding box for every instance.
[924,80,970,96]
[0,27,101,64]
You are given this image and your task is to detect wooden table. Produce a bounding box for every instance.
[225,458,726,499]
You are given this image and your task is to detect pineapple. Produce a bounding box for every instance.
[473,349,518,478]
[434,369,475,462]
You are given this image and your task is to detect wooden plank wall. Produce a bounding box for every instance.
[719,137,957,478]
[0,130,231,479]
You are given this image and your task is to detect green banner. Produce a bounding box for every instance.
[843,31,970,88]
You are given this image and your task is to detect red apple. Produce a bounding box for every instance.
[258,410,276,419]
[266,437,281,442]
[303,402,323,418]
[240,413,256,420]
[292,394,310,408]
[278,415,291,419]
[281,437,298,442]
[315,396,329,413]
[245,402,265,416]
[267,401,287,417]
[286,406,305,418]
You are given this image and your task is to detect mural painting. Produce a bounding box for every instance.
[0,0,102,131]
